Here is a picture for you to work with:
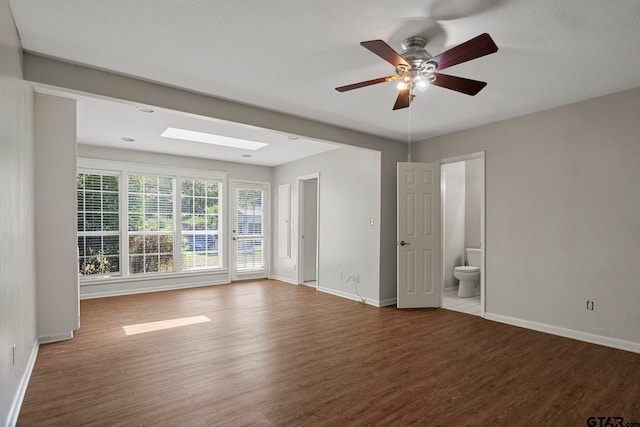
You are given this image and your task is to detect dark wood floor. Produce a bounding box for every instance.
[18,280,640,426]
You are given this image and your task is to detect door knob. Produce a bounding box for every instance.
[399,241,409,246]
[232,237,236,241]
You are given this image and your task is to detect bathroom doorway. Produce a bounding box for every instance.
[440,152,485,317]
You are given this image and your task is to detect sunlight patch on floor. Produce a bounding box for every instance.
[123,315,211,335]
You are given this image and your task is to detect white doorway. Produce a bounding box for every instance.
[297,173,319,288]
[229,180,270,281]
[440,152,485,317]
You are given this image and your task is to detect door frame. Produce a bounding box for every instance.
[296,172,320,288]
[229,179,271,281]
[439,151,486,317]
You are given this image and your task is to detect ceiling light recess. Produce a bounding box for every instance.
[161,127,268,150]
[137,106,156,114]
[121,137,135,143]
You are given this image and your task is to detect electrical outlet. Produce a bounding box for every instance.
[369,218,375,226]
[586,300,595,311]
[12,344,16,365]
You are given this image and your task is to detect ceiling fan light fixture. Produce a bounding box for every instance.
[415,77,429,91]
[396,64,409,75]
[335,33,497,109]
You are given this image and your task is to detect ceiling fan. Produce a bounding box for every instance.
[335,33,498,110]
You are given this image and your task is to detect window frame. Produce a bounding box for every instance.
[77,168,123,279]
[126,173,177,276]
[77,158,227,284]
[180,177,224,271]
[229,179,270,280]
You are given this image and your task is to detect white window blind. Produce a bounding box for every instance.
[236,188,265,271]
[128,174,174,274]
[77,159,227,282]
[181,178,222,270]
[77,172,120,277]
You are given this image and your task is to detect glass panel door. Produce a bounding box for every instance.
[231,182,268,278]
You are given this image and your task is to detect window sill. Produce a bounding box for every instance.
[80,269,228,286]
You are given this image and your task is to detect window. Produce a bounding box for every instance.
[77,160,230,282]
[181,178,221,270]
[127,175,174,274]
[77,172,120,277]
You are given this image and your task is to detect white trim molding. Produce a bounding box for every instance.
[80,278,229,299]
[485,312,640,354]
[376,298,397,307]
[269,275,298,285]
[6,340,39,427]
[38,331,74,344]
[318,286,365,304]
[317,286,389,308]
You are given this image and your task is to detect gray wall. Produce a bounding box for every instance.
[26,55,407,304]
[464,158,482,250]
[0,0,37,423]
[442,161,465,288]
[34,94,79,341]
[78,144,273,183]
[414,87,640,345]
[272,147,383,303]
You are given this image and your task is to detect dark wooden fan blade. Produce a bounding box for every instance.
[431,73,487,95]
[361,40,409,67]
[428,33,498,71]
[393,89,411,110]
[335,76,395,92]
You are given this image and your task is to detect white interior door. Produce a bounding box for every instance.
[230,181,269,280]
[397,162,441,308]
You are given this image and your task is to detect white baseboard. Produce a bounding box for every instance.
[318,286,364,303]
[38,331,74,344]
[485,312,640,354]
[317,286,386,307]
[376,297,397,307]
[268,275,298,285]
[80,279,229,299]
[6,339,39,427]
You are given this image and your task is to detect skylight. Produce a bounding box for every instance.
[161,127,268,150]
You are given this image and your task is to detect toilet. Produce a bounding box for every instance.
[453,248,481,297]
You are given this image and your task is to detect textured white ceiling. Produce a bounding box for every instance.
[63,92,341,167]
[9,0,640,141]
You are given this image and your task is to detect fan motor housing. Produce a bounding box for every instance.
[400,36,434,71]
